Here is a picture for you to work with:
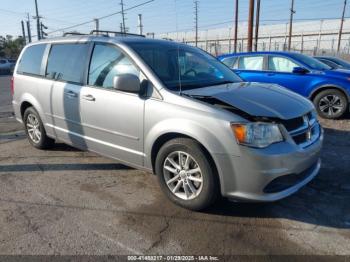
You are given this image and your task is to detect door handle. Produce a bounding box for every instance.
[267,73,275,76]
[82,94,96,101]
[65,90,77,98]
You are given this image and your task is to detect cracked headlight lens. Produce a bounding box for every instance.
[231,122,283,148]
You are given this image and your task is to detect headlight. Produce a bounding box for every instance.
[231,122,283,148]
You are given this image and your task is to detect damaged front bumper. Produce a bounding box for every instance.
[213,129,323,202]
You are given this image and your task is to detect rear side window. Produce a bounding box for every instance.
[221,57,237,67]
[238,56,264,70]
[17,44,46,76]
[46,43,89,84]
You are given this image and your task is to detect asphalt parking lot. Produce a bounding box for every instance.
[0,75,349,255]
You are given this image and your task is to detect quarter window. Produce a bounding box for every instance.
[17,44,47,76]
[88,44,140,89]
[238,56,264,70]
[268,56,299,72]
[46,43,89,83]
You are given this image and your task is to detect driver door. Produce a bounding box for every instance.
[80,43,145,166]
[263,55,312,96]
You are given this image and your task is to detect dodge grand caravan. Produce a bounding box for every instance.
[12,34,323,210]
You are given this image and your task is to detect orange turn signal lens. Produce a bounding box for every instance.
[231,124,246,143]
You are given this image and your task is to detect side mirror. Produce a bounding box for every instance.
[113,74,140,93]
[292,67,309,74]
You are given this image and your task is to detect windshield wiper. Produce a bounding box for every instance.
[209,80,237,86]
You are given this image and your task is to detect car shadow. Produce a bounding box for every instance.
[46,142,83,152]
[204,127,350,229]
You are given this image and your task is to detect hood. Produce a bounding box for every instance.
[182,82,314,120]
[322,68,350,78]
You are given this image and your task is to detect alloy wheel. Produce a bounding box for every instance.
[318,94,344,117]
[26,113,41,143]
[163,151,203,200]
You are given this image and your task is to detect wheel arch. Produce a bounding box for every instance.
[20,101,33,119]
[18,93,46,123]
[150,132,221,190]
[309,84,349,103]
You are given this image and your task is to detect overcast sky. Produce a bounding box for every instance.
[0,0,348,38]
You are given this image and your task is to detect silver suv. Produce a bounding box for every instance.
[12,34,323,210]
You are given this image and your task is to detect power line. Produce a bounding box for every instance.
[158,16,350,35]
[0,8,26,16]
[47,0,155,35]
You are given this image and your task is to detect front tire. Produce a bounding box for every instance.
[155,138,219,211]
[23,107,55,149]
[313,89,348,119]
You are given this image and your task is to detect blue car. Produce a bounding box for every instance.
[314,56,350,70]
[218,51,350,119]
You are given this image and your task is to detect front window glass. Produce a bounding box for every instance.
[129,41,241,91]
[238,56,264,70]
[88,44,140,89]
[268,56,299,72]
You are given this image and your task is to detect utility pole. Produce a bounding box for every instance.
[34,0,41,40]
[137,14,143,35]
[120,0,126,33]
[21,21,26,44]
[233,0,239,53]
[247,0,255,52]
[288,0,295,51]
[26,13,32,43]
[254,0,260,51]
[94,18,99,31]
[194,0,199,47]
[337,0,347,52]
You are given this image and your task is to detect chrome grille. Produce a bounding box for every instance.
[281,111,321,148]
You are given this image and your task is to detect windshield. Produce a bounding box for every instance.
[128,41,241,91]
[291,53,331,71]
[329,57,350,68]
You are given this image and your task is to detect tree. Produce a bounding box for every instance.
[0,35,25,58]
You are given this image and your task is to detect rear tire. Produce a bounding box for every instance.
[23,107,55,149]
[313,89,348,119]
[155,138,219,211]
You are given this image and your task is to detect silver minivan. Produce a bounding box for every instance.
[12,34,323,210]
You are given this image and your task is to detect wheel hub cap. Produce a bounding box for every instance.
[319,94,343,116]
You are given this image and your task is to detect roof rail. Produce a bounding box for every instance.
[63,32,88,37]
[89,30,145,37]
